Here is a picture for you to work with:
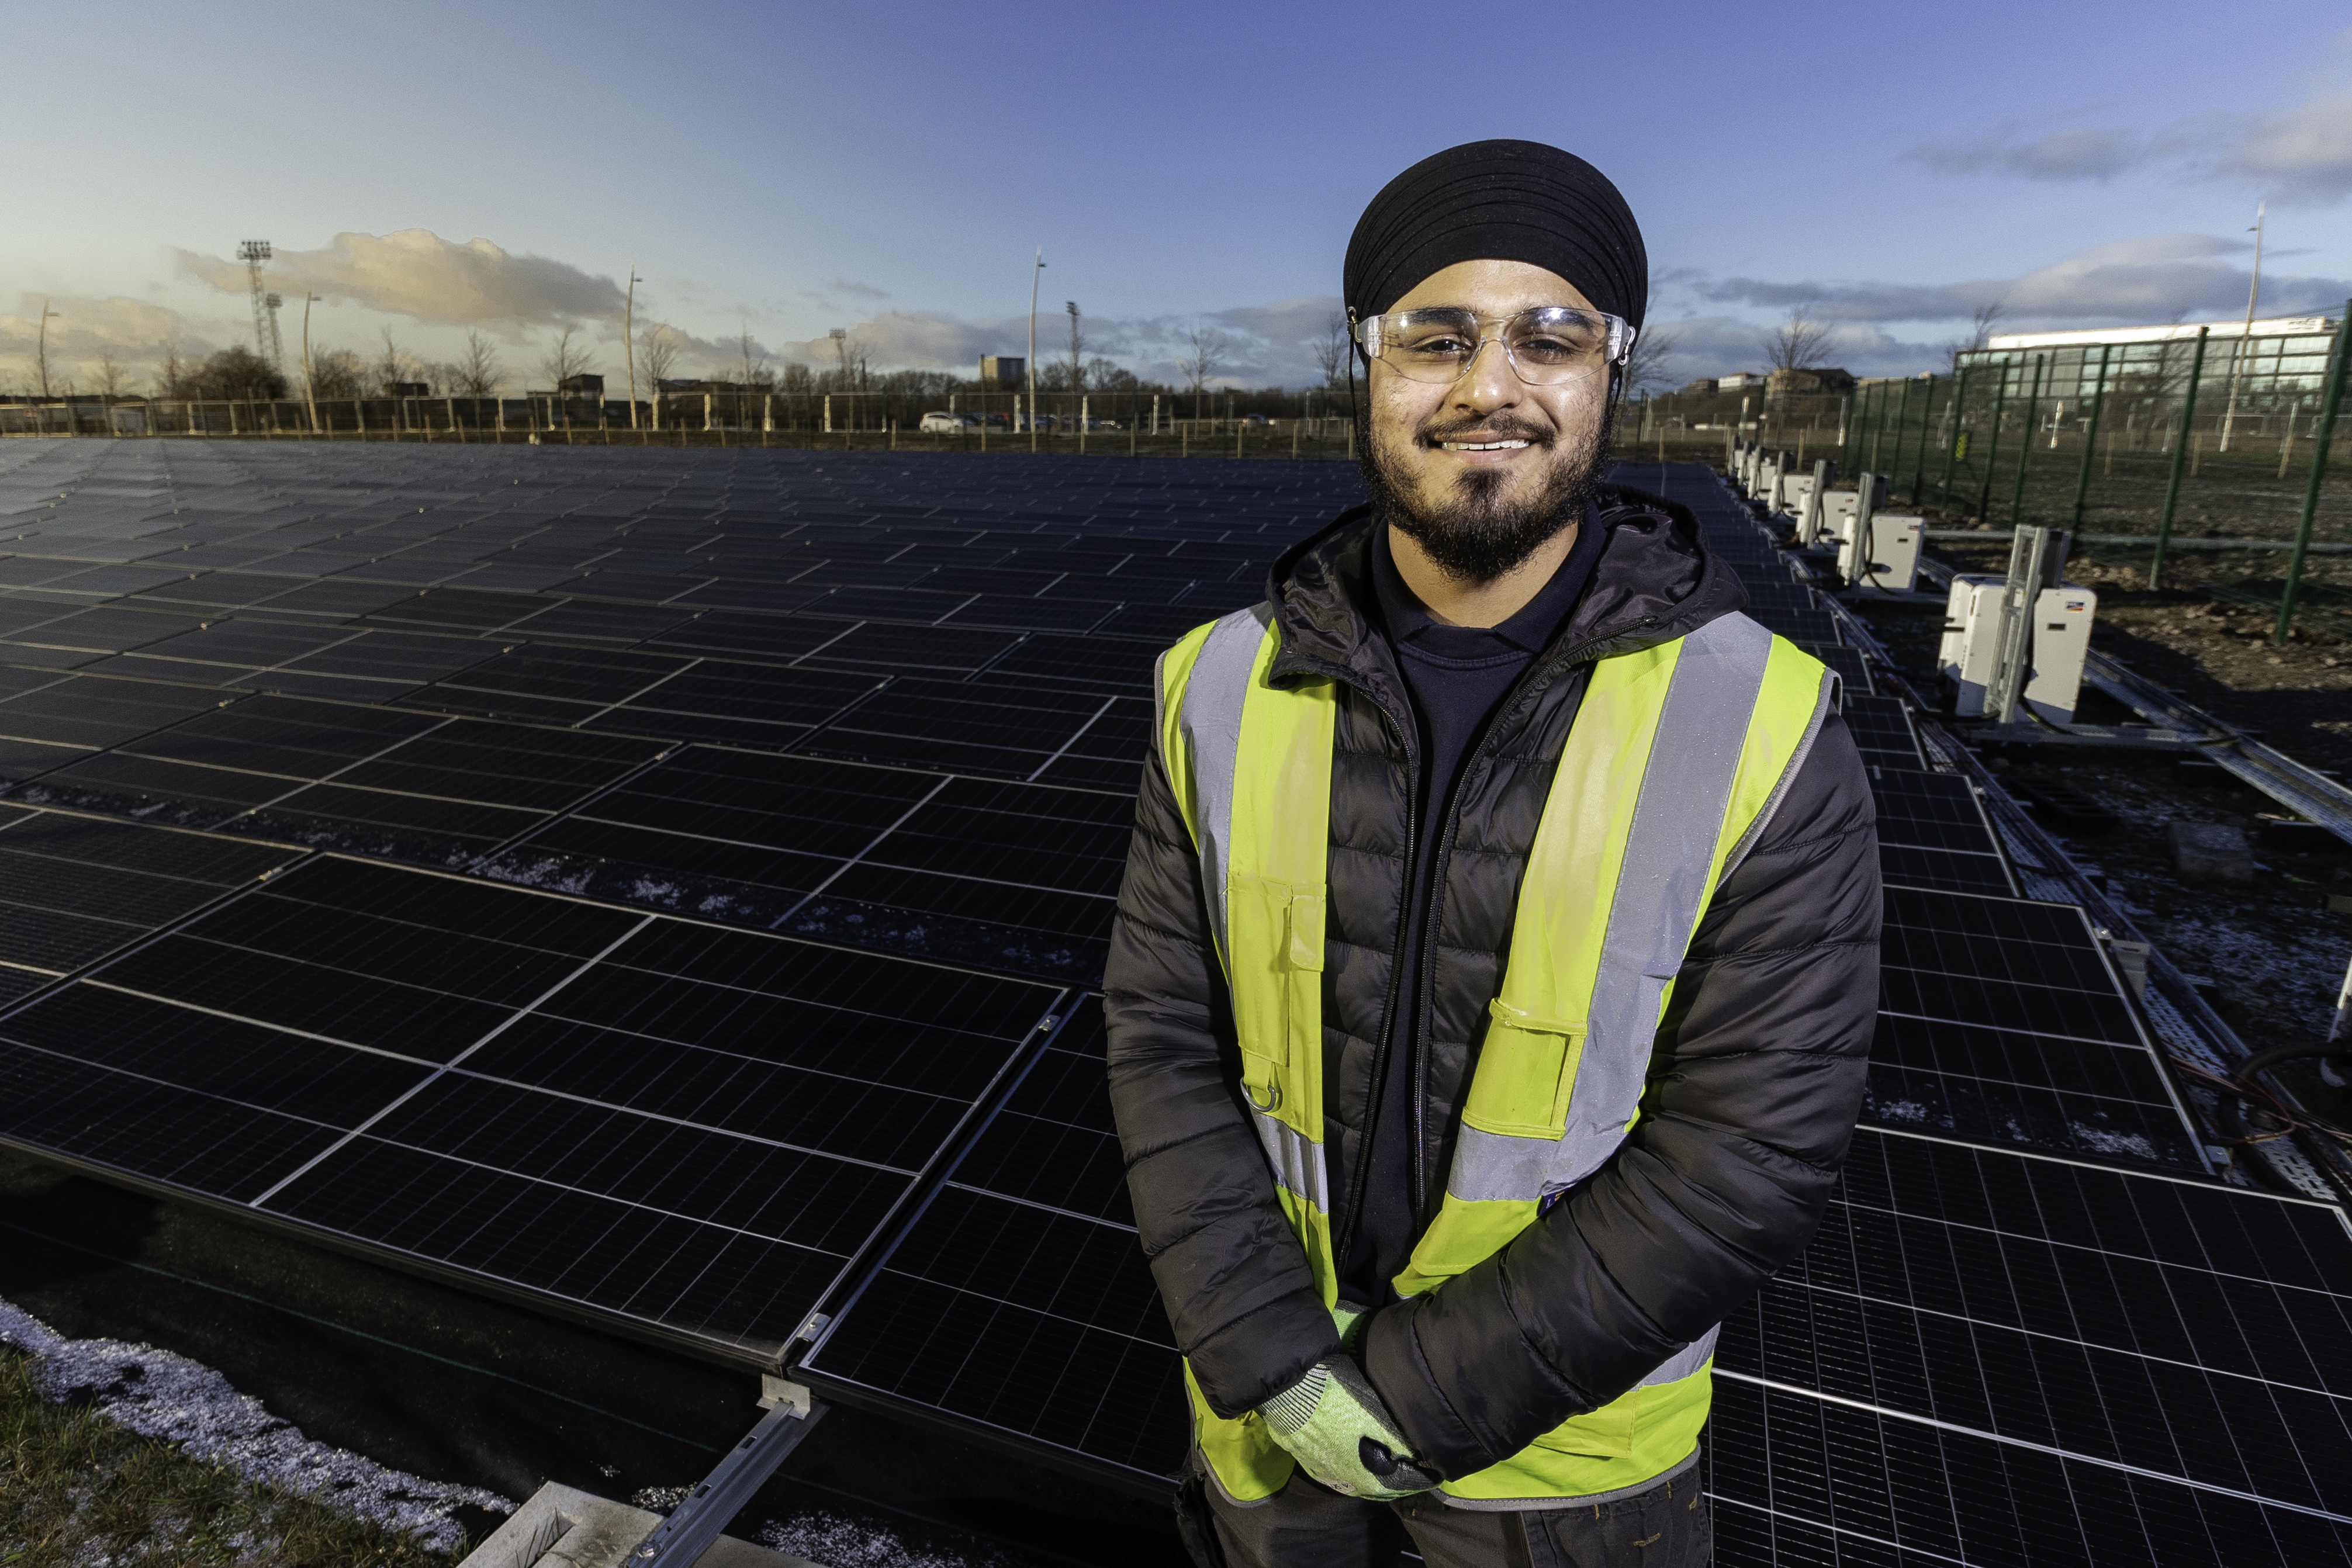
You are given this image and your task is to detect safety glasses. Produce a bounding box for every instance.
[1353,306,1634,386]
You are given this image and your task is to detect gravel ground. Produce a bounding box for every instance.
[1853,552,2352,1133]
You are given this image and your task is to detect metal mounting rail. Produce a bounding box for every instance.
[624,1392,826,1568]
[2081,650,2352,849]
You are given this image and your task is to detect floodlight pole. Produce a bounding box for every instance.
[35,299,58,399]
[301,293,319,435]
[2220,201,2263,452]
[1028,248,1044,452]
[625,267,640,431]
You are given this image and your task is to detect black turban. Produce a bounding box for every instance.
[1343,140,1647,331]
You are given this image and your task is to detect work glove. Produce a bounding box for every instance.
[1330,1301,1369,1354]
[1256,1353,1440,1501]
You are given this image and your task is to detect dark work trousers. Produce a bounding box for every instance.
[1184,1451,1710,1568]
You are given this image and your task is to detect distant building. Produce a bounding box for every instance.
[1766,366,1856,394]
[1959,313,2342,410]
[383,380,430,397]
[558,373,604,395]
[979,355,1025,390]
[1679,377,1718,395]
[1715,372,1769,391]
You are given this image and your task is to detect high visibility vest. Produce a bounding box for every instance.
[1154,602,1835,1507]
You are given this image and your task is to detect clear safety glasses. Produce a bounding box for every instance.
[1353,306,1635,386]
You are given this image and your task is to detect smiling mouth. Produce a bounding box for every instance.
[1438,439,1530,452]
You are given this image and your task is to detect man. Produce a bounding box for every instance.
[1105,140,1879,1567]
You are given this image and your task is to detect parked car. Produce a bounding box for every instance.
[918,411,978,434]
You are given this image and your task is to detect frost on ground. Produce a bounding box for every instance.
[753,1511,1019,1568]
[0,1295,510,1554]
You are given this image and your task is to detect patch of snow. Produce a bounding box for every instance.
[2069,1125,2159,1161]
[753,1510,1016,1568]
[0,1296,510,1553]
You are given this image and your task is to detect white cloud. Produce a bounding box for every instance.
[1907,47,2352,206]
[1692,233,2350,333]
[0,294,234,392]
[1908,125,2144,181]
[174,230,626,327]
[2218,86,2352,203]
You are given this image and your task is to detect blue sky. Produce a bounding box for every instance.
[5,0,2349,393]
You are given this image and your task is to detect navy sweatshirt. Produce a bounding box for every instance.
[1338,509,1609,1306]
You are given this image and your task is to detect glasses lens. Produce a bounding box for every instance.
[1381,310,1482,382]
[1502,309,1610,383]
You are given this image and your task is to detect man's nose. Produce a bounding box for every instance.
[1451,337,1520,410]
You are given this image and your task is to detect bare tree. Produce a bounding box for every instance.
[307,347,366,400]
[1181,321,1229,417]
[449,331,503,396]
[637,324,680,393]
[1065,302,1087,395]
[376,327,423,393]
[1940,298,2007,373]
[1310,311,1351,390]
[94,351,131,399]
[1618,322,1683,401]
[155,341,191,397]
[1763,308,1831,373]
[536,326,596,387]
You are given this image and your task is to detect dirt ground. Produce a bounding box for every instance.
[1850,565,2352,1117]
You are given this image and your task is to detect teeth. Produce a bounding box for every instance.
[1440,440,1528,451]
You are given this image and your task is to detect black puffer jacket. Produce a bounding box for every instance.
[1104,487,1881,1482]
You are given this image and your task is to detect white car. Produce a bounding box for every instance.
[918,411,977,434]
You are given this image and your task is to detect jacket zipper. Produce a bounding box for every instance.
[1335,697,1419,1280]
[1398,616,1656,1222]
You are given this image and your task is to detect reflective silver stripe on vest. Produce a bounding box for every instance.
[1447,612,1811,1203]
[1248,1103,1330,1214]
[1641,1324,1718,1387]
[1180,604,1271,968]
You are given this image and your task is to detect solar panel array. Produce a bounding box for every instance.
[2,444,2341,1561]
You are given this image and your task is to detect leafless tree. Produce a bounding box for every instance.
[1182,321,1229,417]
[1940,299,2007,373]
[1763,308,1831,373]
[536,326,596,388]
[376,327,425,393]
[1618,322,1683,401]
[1310,311,1351,390]
[449,331,504,396]
[154,341,188,397]
[637,324,680,393]
[94,351,131,399]
[307,347,366,400]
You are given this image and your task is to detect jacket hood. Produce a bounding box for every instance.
[1262,484,1751,692]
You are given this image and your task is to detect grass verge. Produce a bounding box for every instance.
[1,1349,458,1568]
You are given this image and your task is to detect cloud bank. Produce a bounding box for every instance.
[175,230,627,326]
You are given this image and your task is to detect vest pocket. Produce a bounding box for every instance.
[1462,1000,1586,1140]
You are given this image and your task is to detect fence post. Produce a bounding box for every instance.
[2007,355,2046,528]
[1976,362,2012,522]
[2150,327,2209,591]
[1889,378,1916,488]
[2070,344,2113,526]
[1938,366,1971,506]
[1908,375,1939,503]
[2275,300,2352,645]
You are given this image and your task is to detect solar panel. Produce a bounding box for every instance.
[1870,764,2018,897]
[797,995,1189,1489]
[0,852,1063,1362]
[1712,1128,2352,1563]
[0,805,303,1008]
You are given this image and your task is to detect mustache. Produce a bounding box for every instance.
[1415,414,1555,449]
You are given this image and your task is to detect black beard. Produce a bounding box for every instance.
[1359,403,1612,583]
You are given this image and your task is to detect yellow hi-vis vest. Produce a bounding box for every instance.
[1154,602,1835,1508]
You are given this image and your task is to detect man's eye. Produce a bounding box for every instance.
[1402,335,1472,356]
